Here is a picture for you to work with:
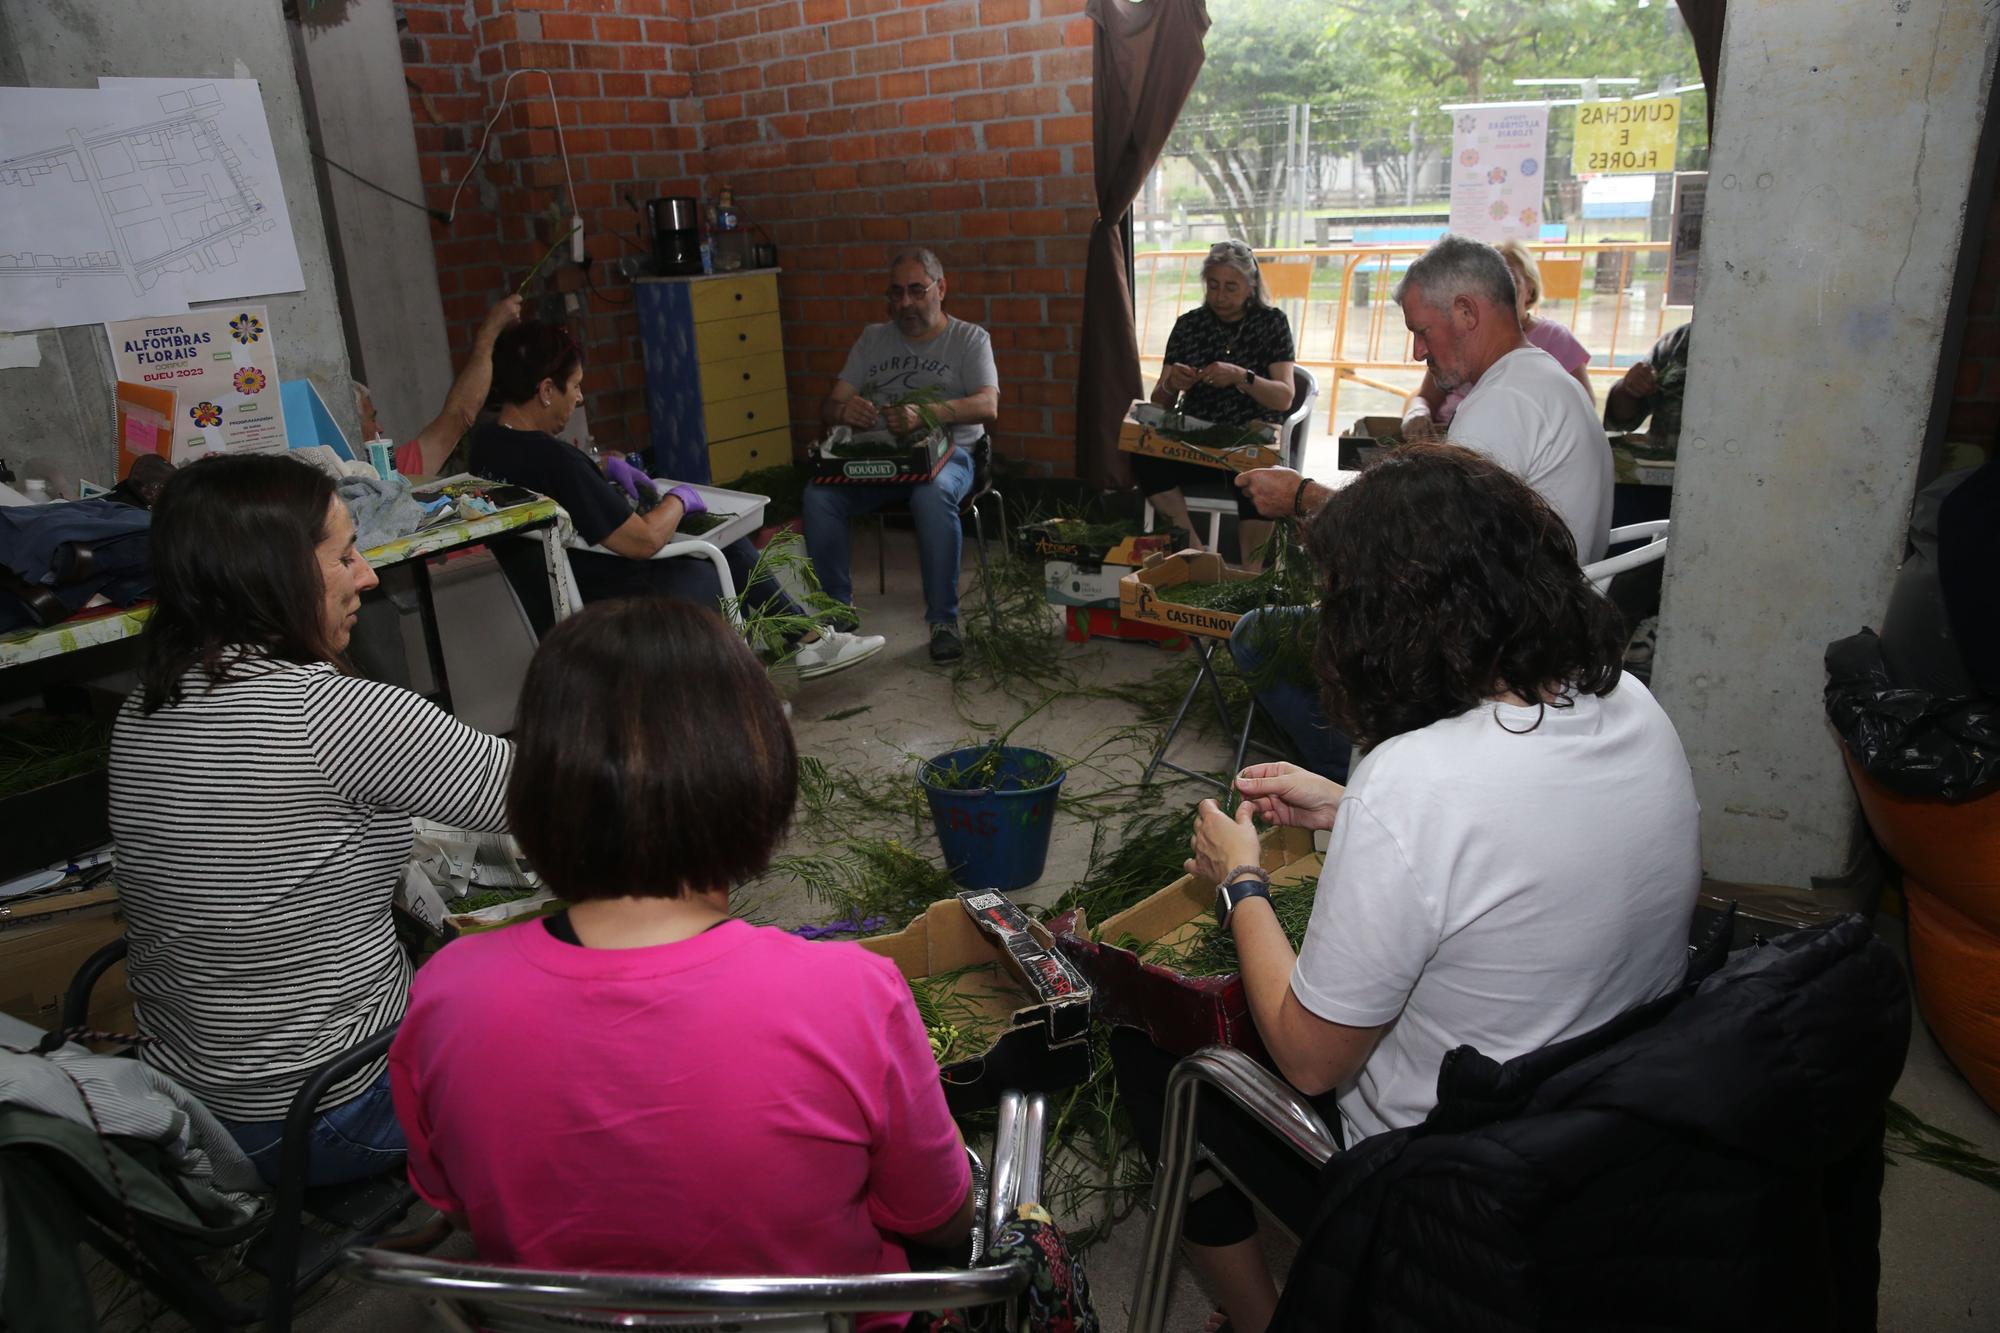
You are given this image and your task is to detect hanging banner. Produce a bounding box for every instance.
[1447,106,1549,244]
[1667,170,1707,307]
[1572,96,1682,175]
[106,305,288,462]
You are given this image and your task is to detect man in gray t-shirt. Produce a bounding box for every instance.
[805,247,1001,663]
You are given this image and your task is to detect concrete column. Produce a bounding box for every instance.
[1652,0,2000,885]
[292,0,453,444]
[0,0,359,484]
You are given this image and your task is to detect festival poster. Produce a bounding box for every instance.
[1447,106,1549,244]
[105,305,288,462]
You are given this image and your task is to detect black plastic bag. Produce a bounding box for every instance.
[1825,629,2000,801]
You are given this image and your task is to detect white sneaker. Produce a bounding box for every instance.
[792,627,886,680]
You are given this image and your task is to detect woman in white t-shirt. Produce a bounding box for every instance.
[1111,442,1701,1333]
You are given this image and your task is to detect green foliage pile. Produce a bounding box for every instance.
[0,715,110,801]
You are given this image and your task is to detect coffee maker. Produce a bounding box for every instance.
[646,197,703,277]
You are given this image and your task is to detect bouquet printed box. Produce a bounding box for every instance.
[808,424,956,486]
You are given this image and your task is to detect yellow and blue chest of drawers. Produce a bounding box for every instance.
[636,270,792,484]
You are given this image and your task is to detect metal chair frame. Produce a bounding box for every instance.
[60,937,417,1333]
[1128,1047,1338,1333]
[342,1090,1053,1333]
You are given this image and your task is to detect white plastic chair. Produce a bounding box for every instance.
[556,533,743,628]
[1582,519,1670,594]
[1144,366,1319,549]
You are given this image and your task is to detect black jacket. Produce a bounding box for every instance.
[1271,915,1910,1333]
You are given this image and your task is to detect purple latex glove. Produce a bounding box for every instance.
[665,484,707,516]
[602,455,654,504]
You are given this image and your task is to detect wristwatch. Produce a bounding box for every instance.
[1242,369,1255,388]
[1214,865,1272,928]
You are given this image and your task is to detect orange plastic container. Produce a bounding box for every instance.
[1843,749,2000,1112]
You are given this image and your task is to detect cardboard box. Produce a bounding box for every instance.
[1050,827,1321,1061]
[1336,414,1403,472]
[1044,560,1125,609]
[1016,520,1184,569]
[1117,401,1282,474]
[0,885,132,1035]
[1117,549,1260,640]
[1062,605,1190,650]
[808,425,957,485]
[860,894,1093,1114]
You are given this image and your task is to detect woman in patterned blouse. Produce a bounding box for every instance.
[1141,240,1298,571]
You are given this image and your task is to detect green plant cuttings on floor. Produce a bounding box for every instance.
[1883,1100,2000,1194]
[0,714,110,801]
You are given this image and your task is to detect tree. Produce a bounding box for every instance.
[1167,0,1358,247]
[1327,0,1697,102]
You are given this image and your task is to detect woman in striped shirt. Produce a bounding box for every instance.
[109,455,513,1187]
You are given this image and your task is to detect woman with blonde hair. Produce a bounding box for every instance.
[1141,239,1297,570]
[1401,238,1593,439]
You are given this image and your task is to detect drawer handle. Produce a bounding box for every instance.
[746,411,755,421]
[741,371,751,381]
[734,292,743,302]
[738,332,747,342]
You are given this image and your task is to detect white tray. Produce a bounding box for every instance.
[654,478,769,549]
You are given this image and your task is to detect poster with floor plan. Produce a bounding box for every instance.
[0,78,304,332]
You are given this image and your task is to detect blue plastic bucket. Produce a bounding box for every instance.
[919,745,1066,891]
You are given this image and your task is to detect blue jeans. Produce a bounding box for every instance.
[1228,606,1352,783]
[802,449,974,625]
[217,1065,406,1189]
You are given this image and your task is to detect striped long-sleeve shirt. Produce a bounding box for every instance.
[109,657,512,1122]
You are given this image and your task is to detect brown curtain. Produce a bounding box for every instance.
[1074,0,1210,490]
[1674,0,1725,134]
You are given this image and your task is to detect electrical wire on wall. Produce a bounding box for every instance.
[442,68,579,234]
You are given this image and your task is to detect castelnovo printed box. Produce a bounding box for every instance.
[1117,548,1258,640]
[860,895,1093,1114]
[808,424,957,485]
[1116,400,1282,474]
[1051,826,1321,1062]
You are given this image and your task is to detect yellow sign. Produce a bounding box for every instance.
[1572,96,1682,175]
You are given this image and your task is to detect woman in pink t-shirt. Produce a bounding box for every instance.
[1402,238,1595,436]
[389,600,972,1321]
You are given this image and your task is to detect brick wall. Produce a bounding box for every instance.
[1947,169,2000,446]
[395,0,1095,476]
[398,0,703,457]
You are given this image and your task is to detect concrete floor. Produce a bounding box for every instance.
[104,532,2000,1331]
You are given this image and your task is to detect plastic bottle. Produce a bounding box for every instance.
[718,186,739,232]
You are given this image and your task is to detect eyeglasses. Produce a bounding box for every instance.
[885,282,934,302]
